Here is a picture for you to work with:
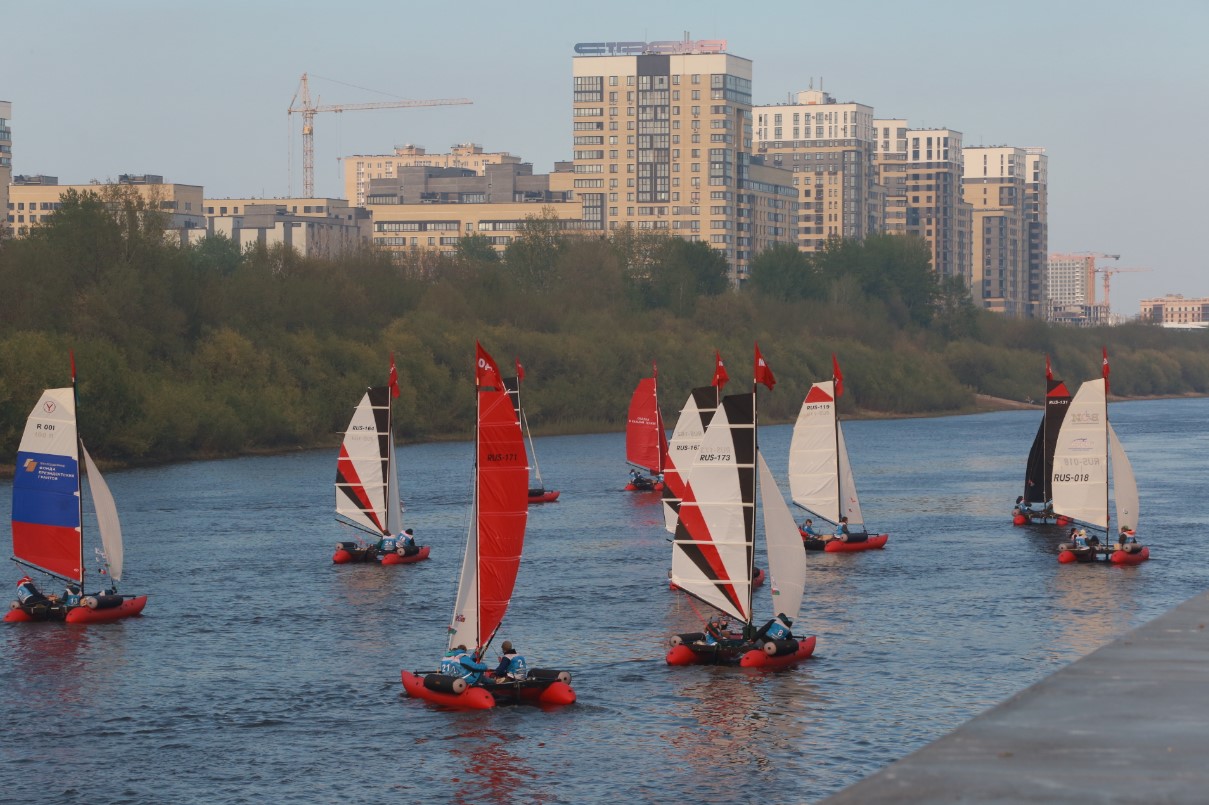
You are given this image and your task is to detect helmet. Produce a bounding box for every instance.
[17,576,31,587]
[404,528,414,535]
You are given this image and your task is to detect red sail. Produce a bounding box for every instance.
[475,387,530,647]
[626,376,666,474]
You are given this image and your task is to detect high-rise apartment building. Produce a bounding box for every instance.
[754,89,877,252]
[0,101,11,237]
[874,120,971,285]
[342,143,523,207]
[571,40,796,283]
[1047,253,1097,323]
[1023,148,1049,319]
[963,146,1029,316]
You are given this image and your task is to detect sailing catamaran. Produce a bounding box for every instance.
[333,356,429,565]
[1014,355,1071,525]
[1053,354,1148,565]
[7,360,148,624]
[401,343,575,709]
[624,363,667,491]
[789,355,888,552]
[666,346,816,668]
[504,361,559,504]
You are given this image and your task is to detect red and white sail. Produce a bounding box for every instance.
[788,380,864,526]
[662,387,719,533]
[1052,379,1110,530]
[335,386,400,536]
[448,355,529,652]
[626,375,667,475]
[669,393,755,623]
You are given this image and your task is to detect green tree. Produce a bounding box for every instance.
[748,242,824,301]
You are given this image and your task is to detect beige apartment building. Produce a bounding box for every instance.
[1140,294,1209,327]
[874,121,971,287]
[202,197,370,257]
[571,41,797,283]
[342,143,523,207]
[1047,253,1097,324]
[0,101,11,237]
[362,161,584,256]
[7,174,205,238]
[755,88,877,252]
[963,146,1029,317]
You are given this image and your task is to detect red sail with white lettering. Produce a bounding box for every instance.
[626,376,667,475]
[448,379,529,651]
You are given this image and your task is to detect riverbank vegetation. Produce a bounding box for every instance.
[1,192,1205,468]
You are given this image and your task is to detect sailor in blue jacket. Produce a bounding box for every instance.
[440,645,488,684]
[763,613,794,641]
[493,641,528,681]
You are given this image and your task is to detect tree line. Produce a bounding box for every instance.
[1,189,1205,469]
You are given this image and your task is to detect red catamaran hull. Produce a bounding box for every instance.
[528,490,561,503]
[400,671,576,709]
[666,634,816,668]
[5,595,148,624]
[333,545,430,564]
[823,533,888,552]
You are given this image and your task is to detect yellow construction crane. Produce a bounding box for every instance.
[1094,266,1151,312]
[287,73,472,198]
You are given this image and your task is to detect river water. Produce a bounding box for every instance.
[2,397,1207,804]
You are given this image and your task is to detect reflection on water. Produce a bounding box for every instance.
[1,399,1207,803]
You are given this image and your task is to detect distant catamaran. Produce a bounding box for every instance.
[1014,355,1071,525]
[624,363,667,491]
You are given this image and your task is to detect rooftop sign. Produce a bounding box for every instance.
[574,40,726,56]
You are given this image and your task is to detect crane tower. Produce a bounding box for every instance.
[287,73,472,198]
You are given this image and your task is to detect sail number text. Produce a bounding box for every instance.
[698,453,732,462]
[1053,473,1090,483]
[486,452,519,462]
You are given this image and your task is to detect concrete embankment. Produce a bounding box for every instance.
[821,590,1209,804]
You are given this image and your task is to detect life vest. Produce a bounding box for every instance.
[502,654,528,680]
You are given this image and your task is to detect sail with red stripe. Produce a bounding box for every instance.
[669,392,756,623]
[448,347,529,652]
[626,375,667,475]
[662,386,719,533]
[12,388,83,583]
[335,385,400,536]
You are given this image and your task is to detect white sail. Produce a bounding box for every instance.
[1052,379,1109,530]
[335,387,392,536]
[663,387,716,533]
[758,450,806,622]
[836,424,865,527]
[385,436,401,535]
[448,495,479,651]
[670,394,754,624]
[81,442,123,583]
[1108,424,1139,534]
[788,381,840,523]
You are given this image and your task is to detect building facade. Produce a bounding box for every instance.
[1023,148,1049,319]
[362,161,584,256]
[202,197,370,256]
[342,143,523,207]
[1046,253,1097,324]
[755,88,877,252]
[7,174,205,237]
[874,120,971,285]
[0,101,11,238]
[962,146,1028,316]
[1139,294,1209,327]
[570,41,797,283]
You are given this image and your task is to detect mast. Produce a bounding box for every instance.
[653,361,664,475]
[71,352,85,588]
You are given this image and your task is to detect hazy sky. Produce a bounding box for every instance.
[5,0,1206,313]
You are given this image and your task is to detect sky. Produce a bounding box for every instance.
[5,0,1207,314]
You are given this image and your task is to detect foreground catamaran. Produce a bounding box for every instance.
[401,343,575,709]
[1054,351,1148,565]
[789,355,888,552]
[1014,355,1072,525]
[624,363,667,491]
[667,346,816,668]
[7,358,148,624]
[504,361,559,504]
[333,356,429,565]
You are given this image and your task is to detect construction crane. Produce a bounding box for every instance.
[287,73,472,198]
[1094,266,1151,312]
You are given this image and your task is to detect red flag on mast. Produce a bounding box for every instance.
[476,342,502,389]
[1045,354,1053,382]
[1102,346,1110,395]
[832,353,844,398]
[754,344,776,390]
[515,358,525,383]
[388,353,401,398]
[712,350,729,389]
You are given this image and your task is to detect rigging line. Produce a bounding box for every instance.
[308,73,422,101]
